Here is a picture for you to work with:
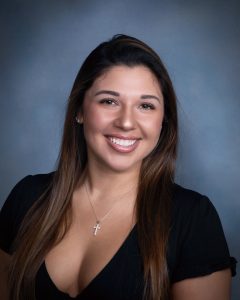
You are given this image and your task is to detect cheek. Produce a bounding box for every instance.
[83,106,113,132]
[143,115,163,138]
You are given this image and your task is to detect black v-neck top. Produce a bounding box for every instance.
[0,173,237,300]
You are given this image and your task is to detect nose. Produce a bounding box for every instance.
[113,106,136,131]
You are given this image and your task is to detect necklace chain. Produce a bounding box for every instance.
[84,182,135,236]
[85,183,116,223]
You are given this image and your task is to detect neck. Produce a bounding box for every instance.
[83,163,140,203]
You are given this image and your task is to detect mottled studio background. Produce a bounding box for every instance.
[0,0,239,298]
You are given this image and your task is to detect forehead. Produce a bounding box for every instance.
[88,65,162,97]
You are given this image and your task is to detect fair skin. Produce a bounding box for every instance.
[0,249,231,300]
[79,65,164,175]
[0,65,232,299]
[171,269,231,300]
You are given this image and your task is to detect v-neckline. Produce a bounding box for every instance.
[41,223,137,299]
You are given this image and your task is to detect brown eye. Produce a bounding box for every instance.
[99,99,117,105]
[140,103,155,110]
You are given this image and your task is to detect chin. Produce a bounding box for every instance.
[97,162,140,173]
[105,161,142,174]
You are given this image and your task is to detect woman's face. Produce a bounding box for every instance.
[78,65,164,173]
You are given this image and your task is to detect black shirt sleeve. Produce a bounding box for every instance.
[0,173,53,254]
[0,176,34,254]
[171,188,237,282]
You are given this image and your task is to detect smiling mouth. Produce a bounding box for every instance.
[109,137,137,147]
[105,136,140,153]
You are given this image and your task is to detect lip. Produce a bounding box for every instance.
[105,135,140,153]
[105,134,141,140]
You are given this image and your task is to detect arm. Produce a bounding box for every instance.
[171,269,231,300]
[0,249,11,300]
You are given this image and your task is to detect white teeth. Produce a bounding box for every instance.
[109,137,136,147]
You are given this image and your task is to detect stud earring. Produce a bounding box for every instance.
[75,116,82,124]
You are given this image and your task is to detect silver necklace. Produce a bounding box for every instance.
[84,182,135,236]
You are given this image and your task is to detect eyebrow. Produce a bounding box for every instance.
[94,90,161,102]
[95,90,120,97]
[141,94,161,102]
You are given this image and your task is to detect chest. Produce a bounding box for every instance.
[44,213,136,298]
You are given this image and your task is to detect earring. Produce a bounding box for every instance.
[75,116,82,124]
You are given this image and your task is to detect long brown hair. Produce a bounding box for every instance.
[9,34,178,300]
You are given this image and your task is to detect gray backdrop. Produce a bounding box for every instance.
[0,0,239,298]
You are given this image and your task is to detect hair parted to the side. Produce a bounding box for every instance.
[9,34,178,300]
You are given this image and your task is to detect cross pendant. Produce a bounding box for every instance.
[93,221,101,236]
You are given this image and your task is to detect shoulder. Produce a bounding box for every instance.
[171,183,216,218]
[4,172,54,211]
[168,183,237,282]
[170,183,223,247]
[1,172,54,210]
[0,172,54,254]
[15,172,54,195]
[3,172,54,221]
[173,183,209,206]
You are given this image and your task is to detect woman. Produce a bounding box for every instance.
[0,34,236,300]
